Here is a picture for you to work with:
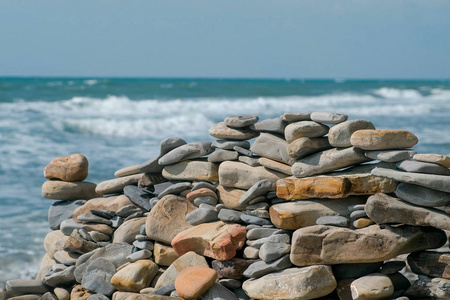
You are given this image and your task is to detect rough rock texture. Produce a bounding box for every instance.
[407,251,450,279]
[286,137,331,160]
[174,266,218,300]
[72,195,132,222]
[162,160,219,182]
[110,260,159,292]
[250,133,295,165]
[42,181,99,201]
[350,129,418,150]
[209,122,259,140]
[44,154,89,182]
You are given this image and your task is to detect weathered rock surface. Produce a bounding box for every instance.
[42,180,99,201]
[145,195,196,245]
[258,158,292,175]
[242,266,337,300]
[397,159,450,175]
[290,224,446,266]
[110,260,159,292]
[95,174,142,196]
[350,129,418,150]
[207,149,238,163]
[366,193,450,230]
[158,142,214,166]
[405,276,450,299]
[287,137,332,160]
[269,197,366,230]
[250,133,295,165]
[209,122,259,140]
[44,154,89,182]
[174,266,217,300]
[284,121,329,143]
[328,119,375,148]
[395,182,450,207]
[153,243,179,267]
[311,111,348,124]
[350,273,394,300]
[113,217,146,244]
[171,221,247,260]
[162,160,219,182]
[291,147,370,178]
[81,258,116,296]
[250,117,286,135]
[413,153,450,168]
[365,149,416,162]
[139,137,187,173]
[224,115,259,128]
[281,112,311,122]
[72,196,132,222]
[407,251,450,279]
[215,185,246,210]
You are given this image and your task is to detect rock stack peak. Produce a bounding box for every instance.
[3,111,450,300]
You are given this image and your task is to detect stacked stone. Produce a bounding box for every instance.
[3,112,450,300]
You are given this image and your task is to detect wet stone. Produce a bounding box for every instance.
[116,205,140,218]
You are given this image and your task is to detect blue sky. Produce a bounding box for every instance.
[1,0,449,79]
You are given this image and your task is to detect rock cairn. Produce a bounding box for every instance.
[3,112,450,300]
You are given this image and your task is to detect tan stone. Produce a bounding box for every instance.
[350,273,394,300]
[413,153,450,168]
[287,137,332,160]
[154,243,179,267]
[42,180,99,201]
[171,221,247,260]
[113,217,146,244]
[269,197,366,230]
[70,285,93,300]
[44,230,69,259]
[112,292,140,300]
[218,161,286,190]
[54,249,80,265]
[115,164,141,177]
[154,251,208,289]
[162,160,219,182]
[242,266,337,300]
[44,154,88,182]
[175,266,218,299]
[328,119,375,148]
[53,288,70,300]
[353,218,374,228]
[82,223,113,235]
[209,122,259,140]
[290,224,446,266]
[216,185,246,210]
[72,195,133,222]
[95,174,143,195]
[111,260,159,292]
[284,121,329,143]
[258,158,292,175]
[146,195,196,245]
[63,230,98,254]
[186,188,217,202]
[350,129,418,150]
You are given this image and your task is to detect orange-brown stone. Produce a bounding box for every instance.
[44,154,89,182]
[175,266,218,299]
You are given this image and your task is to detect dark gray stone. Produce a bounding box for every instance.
[123,185,153,211]
[246,234,290,249]
[77,213,112,225]
[395,182,450,207]
[124,210,144,221]
[219,278,241,290]
[42,266,76,287]
[194,196,218,206]
[115,205,140,218]
[60,218,83,236]
[212,140,250,150]
[239,179,273,206]
[139,137,187,173]
[110,216,123,228]
[380,261,406,275]
[48,200,85,230]
[240,214,272,226]
[259,242,291,262]
[332,261,383,280]
[243,254,292,278]
[87,294,110,300]
[233,146,253,157]
[90,209,116,219]
[158,182,193,198]
[81,258,115,296]
[158,142,214,165]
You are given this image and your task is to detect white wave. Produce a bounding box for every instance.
[429,88,450,100]
[373,87,423,99]
[84,79,98,85]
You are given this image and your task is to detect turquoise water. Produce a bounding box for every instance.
[0,77,449,283]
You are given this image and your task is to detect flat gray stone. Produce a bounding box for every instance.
[316,215,350,227]
[139,137,187,173]
[238,156,260,167]
[239,179,273,206]
[365,149,416,162]
[310,111,348,124]
[348,204,366,212]
[126,249,152,262]
[350,210,367,219]
[81,258,115,296]
[42,266,76,287]
[158,182,192,198]
[250,117,287,135]
[281,112,311,122]
[115,205,140,218]
[158,142,214,165]
[240,213,272,226]
[219,278,241,290]
[48,200,85,230]
[225,115,259,128]
[396,160,450,176]
[123,185,152,211]
[243,254,292,278]
[4,279,49,297]
[201,282,239,300]
[77,213,112,225]
[192,181,217,192]
[90,209,116,219]
[259,242,291,262]
[211,140,250,150]
[233,146,253,157]
[328,119,375,147]
[60,218,83,236]
[218,209,243,223]
[251,133,295,165]
[372,167,450,193]
[207,149,239,163]
[132,240,154,251]
[247,234,291,249]
[395,182,450,207]
[292,147,370,178]
[194,195,218,206]
[246,228,285,240]
[87,294,110,300]
[284,121,329,143]
[186,208,219,225]
[209,122,259,140]
[246,209,270,219]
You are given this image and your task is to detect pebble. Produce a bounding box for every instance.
[284,121,329,143]
[174,266,218,299]
[365,149,416,162]
[350,210,367,219]
[351,129,418,150]
[395,182,450,207]
[311,111,348,124]
[350,273,394,300]
[90,231,110,243]
[316,215,350,227]
[193,195,218,206]
[139,136,187,173]
[224,115,259,128]
[246,234,291,249]
[60,219,83,236]
[259,242,291,262]
[151,283,176,296]
[243,246,259,259]
[240,213,272,226]
[209,122,259,140]
[123,185,153,211]
[211,139,250,150]
[238,156,261,166]
[126,249,152,262]
[348,204,367,212]
[158,182,192,198]
[396,159,450,175]
[114,164,141,178]
[243,254,292,278]
[124,210,144,221]
[218,209,243,223]
[153,243,179,267]
[133,240,154,251]
[250,117,287,135]
[281,112,311,122]
[158,142,214,165]
[246,228,284,240]
[207,149,239,163]
[246,208,270,219]
[186,207,219,225]
[353,218,374,228]
[95,174,143,196]
[233,146,253,156]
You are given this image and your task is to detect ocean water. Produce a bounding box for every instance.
[0,78,449,285]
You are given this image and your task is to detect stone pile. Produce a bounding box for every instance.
[3,112,450,300]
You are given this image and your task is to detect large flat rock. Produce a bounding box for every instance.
[162,160,219,182]
[72,195,132,222]
[250,133,295,165]
[350,129,418,150]
[290,224,446,266]
[42,180,99,201]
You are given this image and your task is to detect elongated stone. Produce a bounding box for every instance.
[258,158,292,175]
[413,153,450,168]
[405,276,450,299]
[371,167,450,193]
[225,115,259,128]
[42,181,99,201]
[242,266,337,300]
[350,273,394,300]
[287,137,332,160]
[251,133,295,165]
[218,161,286,190]
[207,149,238,163]
[209,122,259,140]
[269,197,366,230]
[243,254,292,278]
[95,174,142,196]
[162,160,219,182]
[328,119,375,148]
[395,182,450,207]
[114,164,141,177]
[158,142,214,166]
[281,112,311,122]
[290,224,446,266]
[365,193,450,231]
[211,140,250,150]
[365,149,416,162]
[311,112,348,124]
[397,160,450,175]
[284,121,329,143]
[350,129,418,150]
[291,147,370,178]
[139,137,187,173]
[73,195,133,222]
[239,179,273,206]
[250,117,287,135]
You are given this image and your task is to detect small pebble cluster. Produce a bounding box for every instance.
[3,112,450,300]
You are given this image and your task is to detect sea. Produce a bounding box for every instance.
[0,77,449,285]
